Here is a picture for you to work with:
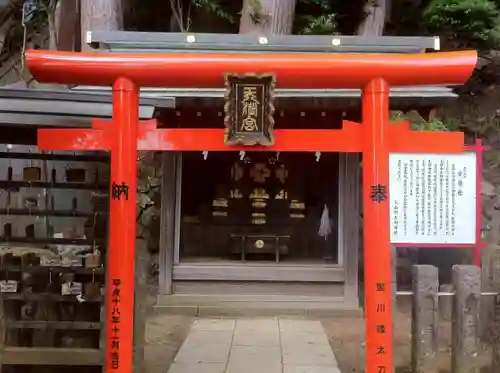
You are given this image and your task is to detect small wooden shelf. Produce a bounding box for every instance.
[2,293,102,302]
[0,152,108,163]
[0,237,105,245]
[7,321,102,330]
[2,347,102,366]
[0,209,106,218]
[1,265,104,275]
[0,147,108,370]
[0,180,107,191]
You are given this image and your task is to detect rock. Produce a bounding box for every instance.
[482,180,496,196]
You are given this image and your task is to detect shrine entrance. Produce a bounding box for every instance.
[24,33,477,373]
[180,150,340,265]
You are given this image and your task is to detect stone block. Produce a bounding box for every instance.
[235,318,279,331]
[279,319,325,334]
[451,265,481,373]
[282,344,338,366]
[167,362,226,373]
[184,330,234,345]
[192,318,236,331]
[225,346,282,373]
[283,366,342,373]
[280,331,330,346]
[174,340,231,364]
[233,329,280,346]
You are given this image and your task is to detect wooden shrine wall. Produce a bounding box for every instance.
[338,153,361,306]
[160,108,344,129]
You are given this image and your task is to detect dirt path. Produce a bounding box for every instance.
[144,314,193,373]
[323,300,492,373]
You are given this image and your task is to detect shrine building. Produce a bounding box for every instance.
[0,32,459,314]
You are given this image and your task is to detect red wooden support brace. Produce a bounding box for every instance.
[136,123,363,152]
[466,139,489,266]
[37,128,110,151]
[37,119,159,151]
[387,121,464,153]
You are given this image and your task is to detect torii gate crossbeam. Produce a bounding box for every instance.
[25,49,477,373]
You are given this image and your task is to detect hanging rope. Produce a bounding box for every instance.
[20,0,38,71]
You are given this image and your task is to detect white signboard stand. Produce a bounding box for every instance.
[389,153,476,245]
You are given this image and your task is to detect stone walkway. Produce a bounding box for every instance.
[167,318,341,373]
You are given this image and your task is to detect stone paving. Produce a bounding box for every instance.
[167,318,341,373]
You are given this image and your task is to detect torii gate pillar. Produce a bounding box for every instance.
[363,79,393,369]
[25,48,478,373]
[107,78,139,370]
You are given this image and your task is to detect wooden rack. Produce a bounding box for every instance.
[0,145,109,372]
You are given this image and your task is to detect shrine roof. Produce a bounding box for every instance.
[0,81,174,128]
[87,31,440,54]
[79,31,458,104]
[71,85,457,109]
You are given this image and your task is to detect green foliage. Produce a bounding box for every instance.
[411,118,450,131]
[390,110,453,131]
[136,154,162,252]
[187,0,339,34]
[191,0,235,24]
[1,0,50,57]
[423,0,500,48]
[299,14,337,34]
[294,0,337,35]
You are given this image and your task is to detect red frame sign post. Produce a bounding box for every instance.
[25,48,477,373]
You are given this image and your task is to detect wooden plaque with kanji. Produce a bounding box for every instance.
[224,73,276,146]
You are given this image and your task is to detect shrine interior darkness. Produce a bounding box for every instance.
[180,150,340,263]
[163,107,345,264]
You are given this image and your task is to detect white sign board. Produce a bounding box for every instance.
[389,153,476,245]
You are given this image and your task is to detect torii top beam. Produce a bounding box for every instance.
[25,50,477,89]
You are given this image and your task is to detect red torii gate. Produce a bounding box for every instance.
[25,49,477,373]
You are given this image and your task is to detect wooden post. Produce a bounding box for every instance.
[158,152,176,295]
[133,239,148,373]
[451,265,481,373]
[340,153,360,308]
[0,282,4,373]
[411,265,439,373]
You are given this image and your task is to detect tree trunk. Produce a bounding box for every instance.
[239,0,297,34]
[357,0,390,36]
[47,0,58,50]
[55,0,79,51]
[80,0,123,51]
